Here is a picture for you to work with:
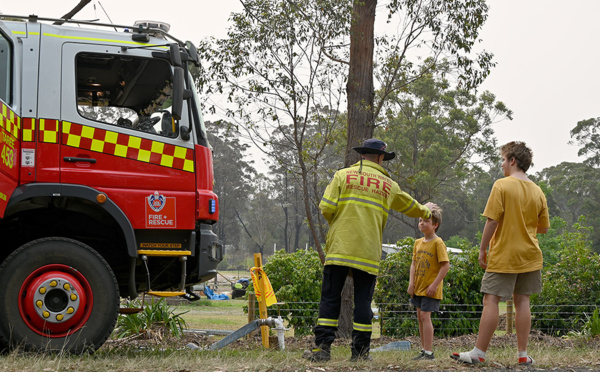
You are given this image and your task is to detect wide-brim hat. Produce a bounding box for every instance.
[352,138,396,161]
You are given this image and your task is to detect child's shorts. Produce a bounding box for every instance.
[480,270,542,298]
[410,296,440,312]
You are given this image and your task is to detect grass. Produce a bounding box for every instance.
[0,339,598,371]
[180,299,249,330]
[0,279,597,370]
[0,297,598,371]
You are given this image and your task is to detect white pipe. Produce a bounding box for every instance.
[273,316,286,351]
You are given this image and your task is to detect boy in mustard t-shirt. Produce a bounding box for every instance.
[451,141,550,366]
[407,206,449,360]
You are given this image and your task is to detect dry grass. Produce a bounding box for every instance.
[0,333,598,371]
[1,285,598,371]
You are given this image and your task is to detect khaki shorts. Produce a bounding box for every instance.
[480,270,542,298]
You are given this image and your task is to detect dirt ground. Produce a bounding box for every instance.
[103,327,600,353]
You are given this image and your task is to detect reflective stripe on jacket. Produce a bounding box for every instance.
[319,160,431,275]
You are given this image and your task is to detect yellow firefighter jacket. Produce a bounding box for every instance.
[319,160,431,275]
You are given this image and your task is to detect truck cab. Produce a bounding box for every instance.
[0,15,222,352]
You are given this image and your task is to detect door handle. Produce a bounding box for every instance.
[63,157,97,163]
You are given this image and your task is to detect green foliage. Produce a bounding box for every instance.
[378,68,511,238]
[535,162,600,251]
[537,216,569,266]
[114,297,188,339]
[569,117,600,168]
[374,237,483,337]
[582,308,600,338]
[532,216,600,335]
[247,249,323,336]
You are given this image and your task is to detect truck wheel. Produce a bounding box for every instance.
[0,237,119,352]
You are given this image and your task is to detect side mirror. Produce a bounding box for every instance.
[172,66,184,120]
[185,41,200,67]
[170,43,182,67]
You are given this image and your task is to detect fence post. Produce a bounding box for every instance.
[247,293,256,340]
[506,299,514,334]
[248,293,256,324]
[379,307,384,337]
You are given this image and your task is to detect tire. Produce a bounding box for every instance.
[0,237,119,353]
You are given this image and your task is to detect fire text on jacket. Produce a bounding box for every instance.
[346,172,391,197]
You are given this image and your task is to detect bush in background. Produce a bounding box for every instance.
[374,237,483,337]
[532,216,600,335]
[247,249,323,336]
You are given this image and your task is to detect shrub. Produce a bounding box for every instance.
[247,249,323,336]
[581,308,600,339]
[374,237,483,337]
[114,297,189,339]
[532,216,600,335]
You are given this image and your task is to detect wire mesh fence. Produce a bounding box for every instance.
[250,300,600,337]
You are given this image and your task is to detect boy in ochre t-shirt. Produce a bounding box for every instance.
[451,141,550,366]
[407,206,449,360]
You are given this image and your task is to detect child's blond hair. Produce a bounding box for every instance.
[430,206,443,232]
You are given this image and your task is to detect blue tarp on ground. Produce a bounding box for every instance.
[203,285,230,300]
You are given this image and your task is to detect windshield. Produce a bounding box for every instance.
[76,52,178,138]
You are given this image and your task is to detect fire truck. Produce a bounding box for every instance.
[0,14,222,352]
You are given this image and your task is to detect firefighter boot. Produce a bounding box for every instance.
[305,345,331,362]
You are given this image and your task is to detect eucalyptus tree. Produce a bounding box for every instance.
[569,117,600,168]
[379,65,511,237]
[206,122,257,252]
[535,162,600,251]
[241,174,286,256]
[344,0,496,165]
[197,0,348,262]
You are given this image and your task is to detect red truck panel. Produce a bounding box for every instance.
[0,102,20,217]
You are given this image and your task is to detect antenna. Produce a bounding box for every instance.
[97,1,117,32]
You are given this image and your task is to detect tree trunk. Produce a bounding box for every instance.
[345,0,377,168]
[338,0,378,339]
[336,275,355,339]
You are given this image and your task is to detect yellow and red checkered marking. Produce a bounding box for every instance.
[22,118,36,142]
[62,122,194,172]
[39,119,59,143]
[0,101,20,139]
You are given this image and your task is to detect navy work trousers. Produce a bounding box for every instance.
[314,264,376,356]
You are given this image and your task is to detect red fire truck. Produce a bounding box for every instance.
[0,15,222,352]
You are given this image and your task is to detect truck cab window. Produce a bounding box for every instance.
[76,52,178,138]
[0,32,12,104]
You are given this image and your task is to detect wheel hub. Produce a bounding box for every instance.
[32,278,80,323]
[19,264,92,337]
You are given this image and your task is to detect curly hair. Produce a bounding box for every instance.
[501,141,533,172]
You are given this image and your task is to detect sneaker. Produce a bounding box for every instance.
[350,353,372,362]
[413,350,435,360]
[451,351,485,364]
[518,356,535,366]
[412,350,425,360]
[423,351,435,360]
[305,348,331,362]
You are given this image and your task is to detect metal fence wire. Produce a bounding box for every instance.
[251,301,599,336]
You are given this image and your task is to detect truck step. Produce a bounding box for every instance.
[138,250,191,257]
[147,290,186,297]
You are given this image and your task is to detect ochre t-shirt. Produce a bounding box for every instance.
[483,176,550,273]
[412,237,449,300]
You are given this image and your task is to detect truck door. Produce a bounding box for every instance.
[59,43,197,230]
[0,26,18,218]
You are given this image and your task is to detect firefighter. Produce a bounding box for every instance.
[307,138,435,362]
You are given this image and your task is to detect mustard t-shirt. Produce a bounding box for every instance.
[483,176,550,273]
[412,237,449,300]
